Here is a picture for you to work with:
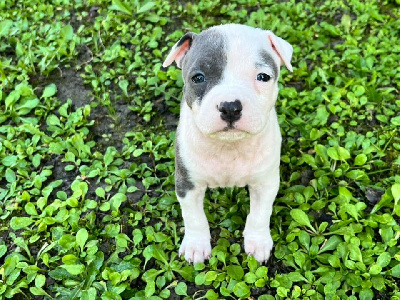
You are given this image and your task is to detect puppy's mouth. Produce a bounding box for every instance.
[208,128,250,142]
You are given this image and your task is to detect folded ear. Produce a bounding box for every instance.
[266,31,293,72]
[163,32,197,68]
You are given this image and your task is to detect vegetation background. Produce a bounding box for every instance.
[0,0,399,299]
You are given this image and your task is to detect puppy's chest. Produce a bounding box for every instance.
[190,150,265,188]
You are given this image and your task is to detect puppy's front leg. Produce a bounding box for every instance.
[177,185,211,263]
[244,170,280,263]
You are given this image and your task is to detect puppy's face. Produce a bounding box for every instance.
[164,24,293,142]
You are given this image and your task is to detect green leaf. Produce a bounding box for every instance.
[16,97,39,115]
[233,282,250,298]
[60,24,74,41]
[5,168,16,183]
[109,0,132,15]
[25,203,38,216]
[95,187,105,198]
[42,84,57,98]
[76,228,89,251]
[391,115,400,126]
[369,264,382,275]
[354,154,367,166]
[0,19,12,36]
[35,274,46,288]
[137,1,155,14]
[30,287,51,297]
[0,245,7,258]
[290,209,314,231]
[174,282,187,296]
[177,266,195,282]
[110,192,126,211]
[2,155,18,167]
[61,264,85,275]
[205,289,219,300]
[392,183,400,204]
[376,252,391,268]
[10,217,34,230]
[119,79,129,96]
[47,114,61,127]
[226,265,244,280]
[82,288,97,300]
[391,264,400,278]
[319,235,342,253]
[32,154,41,168]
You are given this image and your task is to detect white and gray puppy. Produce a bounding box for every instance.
[163,24,293,263]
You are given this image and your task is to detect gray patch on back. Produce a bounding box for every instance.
[175,142,194,198]
[181,28,227,108]
[257,50,279,80]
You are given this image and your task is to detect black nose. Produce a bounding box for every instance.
[218,100,242,124]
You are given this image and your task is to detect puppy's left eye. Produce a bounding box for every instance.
[256,73,271,82]
[192,73,205,83]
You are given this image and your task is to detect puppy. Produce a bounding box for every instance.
[163,24,293,263]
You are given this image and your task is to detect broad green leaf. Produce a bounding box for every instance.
[60,24,73,41]
[82,288,97,300]
[30,287,51,297]
[61,264,85,275]
[137,1,155,14]
[376,252,391,268]
[227,265,244,280]
[369,264,382,275]
[176,266,195,282]
[95,187,105,198]
[109,0,132,15]
[392,183,400,204]
[0,19,12,36]
[174,282,187,296]
[391,264,400,278]
[290,209,314,231]
[0,245,7,258]
[233,282,250,298]
[391,116,400,126]
[119,79,129,96]
[319,235,342,253]
[25,203,38,216]
[35,274,46,288]
[110,192,126,211]
[46,114,61,127]
[2,155,18,167]
[15,97,39,115]
[10,217,34,230]
[76,228,89,251]
[83,251,104,289]
[42,84,57,98]
[354,154,367,166]
[5,168,16,183]
[205,289,219,300]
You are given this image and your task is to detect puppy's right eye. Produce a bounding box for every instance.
[191,73,205,83]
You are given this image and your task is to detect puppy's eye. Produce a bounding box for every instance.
[191,73,205,83]
[256,73,271,82]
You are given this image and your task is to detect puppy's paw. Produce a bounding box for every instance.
[244,233,273,263]
[179,235,212,264]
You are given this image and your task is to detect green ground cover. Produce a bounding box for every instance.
[0,0,400,299]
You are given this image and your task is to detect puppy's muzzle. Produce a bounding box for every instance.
[218,100,242,126]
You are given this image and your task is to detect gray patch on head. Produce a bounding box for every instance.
[257,50,279,80]
[175,142,194,198]
[181,28,227,108]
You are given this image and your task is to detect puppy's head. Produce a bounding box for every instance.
[163,24,293,142]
